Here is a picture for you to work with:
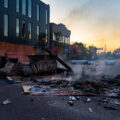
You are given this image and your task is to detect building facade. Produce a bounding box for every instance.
[50,23,71,61]
[0,0,50,61]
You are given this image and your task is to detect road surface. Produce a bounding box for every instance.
[0,80,120,120]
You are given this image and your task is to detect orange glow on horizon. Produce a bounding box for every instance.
[65,24,120,52]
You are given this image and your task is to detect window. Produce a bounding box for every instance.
[4,14,8,37]
[68,37,70,44]
[22,21,26,38]
[37,26,39,40]
[46,9,48,24]
[37,5,39,21]
[16,0,19,13]
[46,29,48,42]
[53,33,56,41]
[16,18,19,37]
[4,0,8,8]
[65,37,68,44]
[63,36,65,43]
[28,23,31,40]
[22,0,26,15]
[60,36,63,43]
[28,0,32,18]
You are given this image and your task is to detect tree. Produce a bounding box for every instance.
[72,42,89,59]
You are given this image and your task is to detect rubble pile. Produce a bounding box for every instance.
[0,62,57,77]
[1,62,120,111]
[18,75,120,98]
[21,75,120,110]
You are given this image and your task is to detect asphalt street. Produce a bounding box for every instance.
[0,79,120,120]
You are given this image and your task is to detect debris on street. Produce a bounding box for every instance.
[69,96,77,101]
[6,76,15,84]
[22,85,33,94]
[87,98,91,103]
[2,99,12,105]
[0,63,15,75]
[88,107,93,113]
[0,58,120,111]
[68,100,74,106]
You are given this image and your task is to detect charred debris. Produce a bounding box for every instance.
[1,52,120,110]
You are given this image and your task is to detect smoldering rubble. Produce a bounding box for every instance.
[1,60,120,111]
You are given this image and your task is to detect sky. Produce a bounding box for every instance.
[42,0,120,51]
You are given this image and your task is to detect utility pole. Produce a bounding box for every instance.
[104,44,107,53]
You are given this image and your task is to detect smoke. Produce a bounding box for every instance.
[63,0,120,51]
[71,60,120,82]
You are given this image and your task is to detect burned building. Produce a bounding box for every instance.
[50,23,71,61]
[0,0,50,61]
